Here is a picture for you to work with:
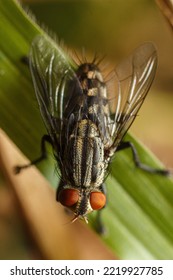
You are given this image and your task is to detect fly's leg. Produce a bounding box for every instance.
[117,141,170,176]
[95,183,107,235]
[14,134,52,174]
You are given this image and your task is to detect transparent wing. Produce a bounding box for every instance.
[29,35,79,141]
[107,43,157,150]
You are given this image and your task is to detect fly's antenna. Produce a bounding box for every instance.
[71,215,79,223]
[71,215,88,224]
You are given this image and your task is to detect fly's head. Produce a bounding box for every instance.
[57,185,106,223]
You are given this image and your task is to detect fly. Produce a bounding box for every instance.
[15,35,169,233]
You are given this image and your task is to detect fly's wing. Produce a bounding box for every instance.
[107,43,157,151]
[29,35,79,143]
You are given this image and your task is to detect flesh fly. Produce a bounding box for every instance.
[15,36,169,232]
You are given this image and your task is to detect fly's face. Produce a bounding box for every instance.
[57,186,106,221]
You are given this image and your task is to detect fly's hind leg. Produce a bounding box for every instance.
[117,141,170,176]
[14,134,52,174]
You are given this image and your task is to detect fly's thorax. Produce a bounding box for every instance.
[64,119,107,189]
[57,185,106,218]
[75,119,99,137]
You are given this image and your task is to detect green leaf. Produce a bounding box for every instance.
[1,0,173,259]
[93,134,173,259]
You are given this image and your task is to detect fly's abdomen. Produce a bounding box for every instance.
[67,119,105,188]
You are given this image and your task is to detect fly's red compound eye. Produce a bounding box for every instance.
[58,189,79,207]
[90,192,106,210]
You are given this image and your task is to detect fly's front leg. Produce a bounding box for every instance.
[117,141,170,176]
[14,134,52,174]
